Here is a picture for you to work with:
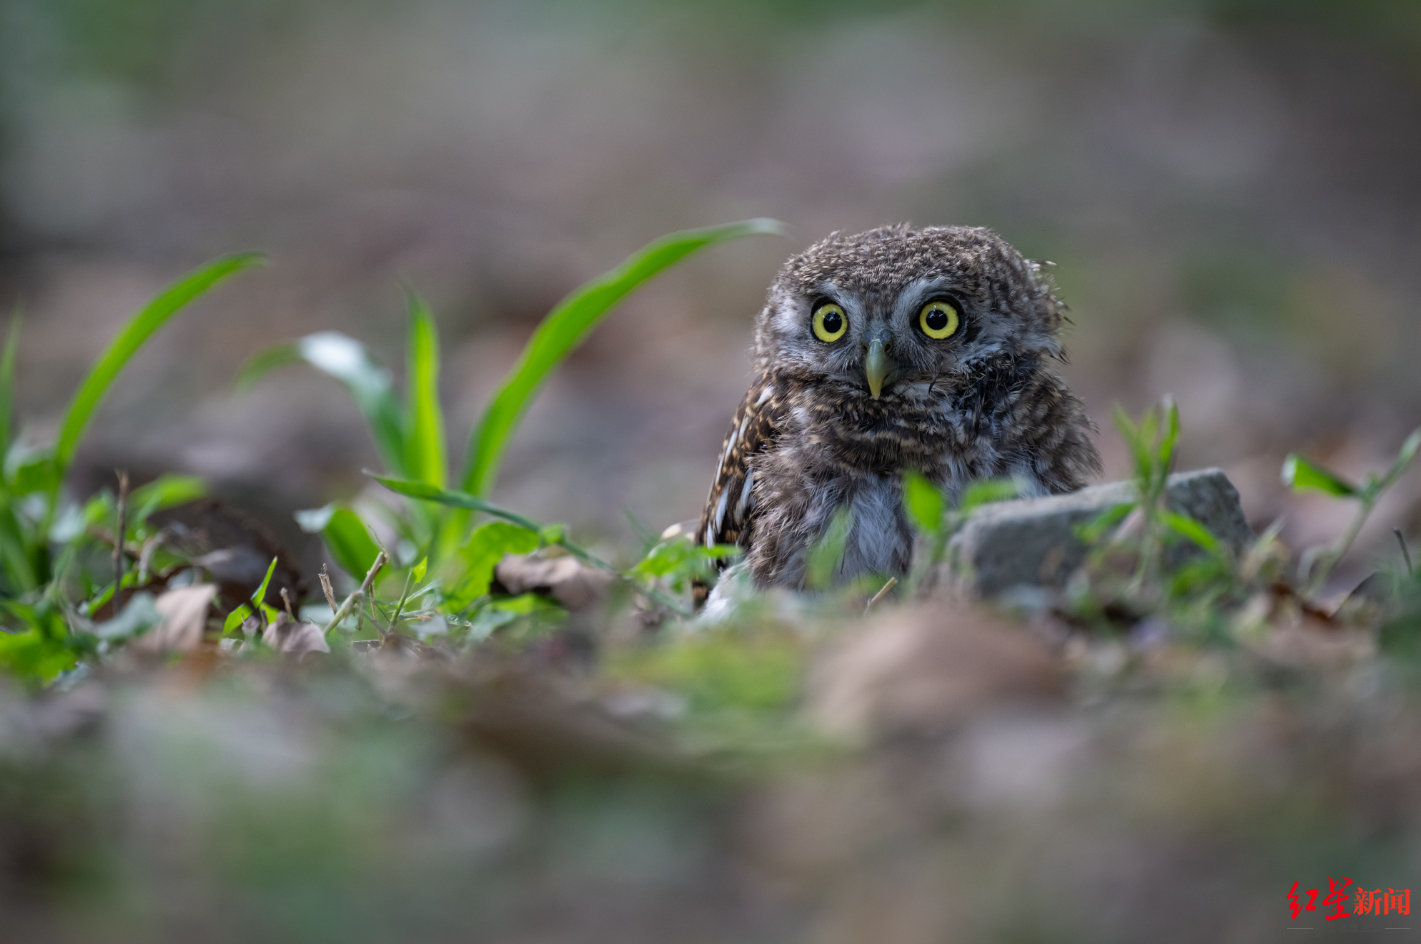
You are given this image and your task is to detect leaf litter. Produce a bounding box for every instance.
[0,232,1420,941]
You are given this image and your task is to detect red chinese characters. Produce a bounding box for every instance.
[1292,879,1413,921]
[1288,881,1319,920]
[1355,887,1412,916]
[1319,876,1353,921]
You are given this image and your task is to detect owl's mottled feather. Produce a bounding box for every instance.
[698,224,1101,595]
[700,373,786,550]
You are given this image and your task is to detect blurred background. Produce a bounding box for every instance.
[2,0,1420,583]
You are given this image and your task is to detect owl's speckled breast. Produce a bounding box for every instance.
[801,386,957,477]
[837,474,913,578]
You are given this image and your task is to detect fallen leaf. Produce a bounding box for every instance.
[495,555,613,611]
[133,584,219,653]
[262,613,331,661]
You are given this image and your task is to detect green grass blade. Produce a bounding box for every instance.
[1157,397,1180,474]
[460,218,783,497]
[1381,427,1421,490]
[0,507,37,592]
[128,475,206,524]
[251,556,278,607]
[232,343,304,392]
[371,474,543,532]
[962,478,1020,511]
[902,469,944,536]
[322,508,382,581]
[806,506,853,590]
[236,331,407,476]
[1112,405,1150,483]
[53,253,263,477]
[443,522,540,611]
[1161,510,1223,556]
[403,295,447,488]
[223,604,253,635]
[0,312,20,457]
[1281,453,1358,497]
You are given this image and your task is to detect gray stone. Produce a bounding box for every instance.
[925,468,1253,598]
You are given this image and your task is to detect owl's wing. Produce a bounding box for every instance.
[698,372,785,552]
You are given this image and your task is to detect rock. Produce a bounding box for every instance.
[927,468,1253,599]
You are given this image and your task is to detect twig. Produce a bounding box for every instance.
[136,528,167,586]
[865,576,898,613]
[280,587,296,619]
[113,470,129,612]
[324,552,387,635]
[1396,528,1413,576]
[318,565,338,614]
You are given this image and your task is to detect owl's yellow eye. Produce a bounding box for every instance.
[918,299,960,340]
[811,302,848,342]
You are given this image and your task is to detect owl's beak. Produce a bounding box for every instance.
[864,338,893,400]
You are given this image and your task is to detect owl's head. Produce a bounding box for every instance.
[754,224,1065,401]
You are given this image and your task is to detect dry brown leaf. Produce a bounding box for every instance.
[133,584,219,653]
[495,555,614,611]
[807,603,1064,741]
[262,613,331,661]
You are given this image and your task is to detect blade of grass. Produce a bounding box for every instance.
[806,506,853,590]
[53,253,263,480]
[1380,427,1421,490]
[961,478,1020,511]
[235,331,406,476]
[371,474,542,532]
[251,556,278,609]
[128,474,205,523]
[902,469,944,536]
[0,508,36,592]
[0,312,20,457]
[403,294,446,488]
[1281,454,1358,497]
[460,218,783,497]
[321,507,383,581]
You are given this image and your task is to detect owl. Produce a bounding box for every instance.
[697,224,1101,594]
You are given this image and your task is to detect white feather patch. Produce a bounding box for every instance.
[736,470,755,518]
[736,410,752,444]
[840,476,907,576]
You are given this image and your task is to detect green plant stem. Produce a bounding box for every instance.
[388,571,416,629]
[1307,496,1376,596]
